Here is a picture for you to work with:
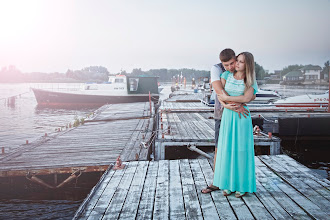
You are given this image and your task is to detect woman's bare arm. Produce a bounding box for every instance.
[218,87,254,103]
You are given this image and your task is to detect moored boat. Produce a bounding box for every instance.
[253,88,281,103]
[274,90,329,107]
[32,75,159,107]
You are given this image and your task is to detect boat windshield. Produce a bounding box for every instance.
[129,78,139,91]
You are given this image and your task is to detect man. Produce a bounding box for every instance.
[202,48,254,193]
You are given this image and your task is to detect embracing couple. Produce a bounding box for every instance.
[202,49,258,198]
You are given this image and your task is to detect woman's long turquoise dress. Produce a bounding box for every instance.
[213,71,258,193]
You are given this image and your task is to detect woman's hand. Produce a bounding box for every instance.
[217,90,229,101]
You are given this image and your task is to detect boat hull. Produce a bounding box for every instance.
[32,88,159,107]
[274,103,328,108]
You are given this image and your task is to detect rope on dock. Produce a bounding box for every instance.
[0,91,31,101]
[1,91,31,107]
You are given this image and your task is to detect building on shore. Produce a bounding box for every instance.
[282,70,304,84]
[300,64,322,82]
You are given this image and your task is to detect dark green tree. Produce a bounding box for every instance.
[255,62,266,80]
[280,65,304,79]
[321,61,329,81]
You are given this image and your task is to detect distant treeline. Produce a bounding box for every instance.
[0,62,270,83]
[0,66,210,83]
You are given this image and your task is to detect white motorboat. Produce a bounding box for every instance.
[253,88,281,104]
[274,90,329,108]
[32,75,159,107]
[208,88,281,105]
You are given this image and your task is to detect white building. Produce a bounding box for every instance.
[300,65,322,81]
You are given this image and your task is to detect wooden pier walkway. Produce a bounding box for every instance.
[0,102,154,177]
[156,111,281,160]
[73,154,330,219]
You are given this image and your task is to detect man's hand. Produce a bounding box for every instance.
[235,104,249,119]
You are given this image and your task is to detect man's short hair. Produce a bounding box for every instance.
[219,49,235,62]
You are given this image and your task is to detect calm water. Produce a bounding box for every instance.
[0,83,328,219]
[0,83,98,220]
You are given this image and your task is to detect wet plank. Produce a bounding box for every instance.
[119,161,149,219]
[169,160,185,219]
[179,159,203,219]
[258,155,330,215]
[256,157,328,219]
[153,160,169,219]
[136,161,158,220]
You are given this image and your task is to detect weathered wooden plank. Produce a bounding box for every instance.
[153,160,169,219]
[136,161,158,220]
[277,154,330,187]
[102,161,138,220]
[226,192,255,220]
[259,155,330,215]
[256,157,328,219]
[189,159,220,219]
[255,165,311,220]
[169,160,185,220]
[179,159,203,220]
[86,165,127,219]
[241,192,274,219]
[121,118,146,161]
[119,161,149,219]
[269,155,330,202]
[77,168,115,220]
[198,159,237,219]
[254,179,293,219]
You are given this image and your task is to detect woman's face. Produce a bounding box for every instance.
[235,54,246,72]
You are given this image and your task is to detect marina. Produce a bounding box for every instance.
[0,83,329,219]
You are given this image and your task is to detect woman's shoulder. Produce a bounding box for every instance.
[220,71,233,80]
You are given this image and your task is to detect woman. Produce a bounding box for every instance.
[213,52,258,198]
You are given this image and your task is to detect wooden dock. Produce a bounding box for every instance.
[156,111,281,160]
[73,155,330,219]
[0,102,154,177]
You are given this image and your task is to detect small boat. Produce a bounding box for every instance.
[32,75,159,107]
[207,88,281,105]
[274,90,329,107]
[253,88,281,104]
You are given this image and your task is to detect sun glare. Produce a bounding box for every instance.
[0,0,42,41]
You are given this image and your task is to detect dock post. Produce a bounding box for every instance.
[149,91,152,116]
[328,71,330,113]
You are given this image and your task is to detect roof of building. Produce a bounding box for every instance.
[300,65,322,71]
[284,70,303,77]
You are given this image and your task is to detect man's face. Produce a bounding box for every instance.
[222,58,236,73]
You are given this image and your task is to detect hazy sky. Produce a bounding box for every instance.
[0,0,329,74]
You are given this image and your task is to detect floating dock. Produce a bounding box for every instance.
[73,155,330,219]
[0,102,155,192]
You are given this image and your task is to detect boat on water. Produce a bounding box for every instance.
[207,88,281,105]
[253,88,281,104]
[32,75,159,107]
[274,90,329,107]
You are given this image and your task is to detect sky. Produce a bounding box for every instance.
[0,0,329,74]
